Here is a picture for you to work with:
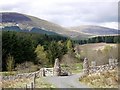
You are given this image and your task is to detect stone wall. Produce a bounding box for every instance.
[1,58,60,81]
[83,58,118,75]
[1,68,44,81]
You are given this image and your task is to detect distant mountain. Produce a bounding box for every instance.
[69,25,119,35]
[1,12,84,38]
[1,12,119,39]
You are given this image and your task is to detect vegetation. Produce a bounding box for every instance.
[61,63,83,74]
[80,69,118,88]
[2,31,68,71]
[35,45,48,66]
[2,77,54,88]
[74,35,120,44]
[6,54,14,72]
[74,43,118,65]
[2,31,119,72]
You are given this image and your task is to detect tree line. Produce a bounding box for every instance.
[74,35,120,44]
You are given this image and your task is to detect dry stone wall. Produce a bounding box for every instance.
[83,58,118,75]
[1,69,44,81]
[1,58,61,81]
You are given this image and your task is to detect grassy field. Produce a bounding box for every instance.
[79,69,118,88]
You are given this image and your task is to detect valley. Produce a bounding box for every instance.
[0,12,119,89]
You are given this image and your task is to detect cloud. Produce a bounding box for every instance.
[0,0,119,29]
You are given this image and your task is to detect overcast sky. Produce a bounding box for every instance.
[0,0,119,29]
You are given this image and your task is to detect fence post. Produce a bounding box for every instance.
[33,74,36,88]
[31,82,34,90]
[26,84,27,90]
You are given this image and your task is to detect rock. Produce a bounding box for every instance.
[83,58,89,75]
[53,58,61,76]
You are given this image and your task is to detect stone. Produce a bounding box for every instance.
[83,58,89,75]
[114,59,118,65]
[53,58,61,76]
[91,61,97,73]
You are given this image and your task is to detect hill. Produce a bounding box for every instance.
[1,12,119,39]
[69,25,119,35]
[75,43,118,65]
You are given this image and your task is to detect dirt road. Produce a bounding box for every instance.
[44,73,91,89]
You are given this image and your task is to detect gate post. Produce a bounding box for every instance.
[53,58,61,76]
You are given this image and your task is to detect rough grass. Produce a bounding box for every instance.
[0,71,17,76]
[79,69,118,88]
[1,77,54,88]
[78,43,118,65]
[79,43,117,51]
[61,63,83,74]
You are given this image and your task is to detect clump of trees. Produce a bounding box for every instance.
[2,31,69,71]
[3,31,119,71]
[2,31,36,71]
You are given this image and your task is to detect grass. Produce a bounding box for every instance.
[79,68,118,88]
[2,78,31,88]
[0,71,17,76]
[61,63,83,74]
[70,63,83,74]
[1,77,55,88]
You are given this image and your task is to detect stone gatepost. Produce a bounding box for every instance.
[83,58,89,75]
[53,58,61,76]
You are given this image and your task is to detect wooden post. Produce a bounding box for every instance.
[26,84,27,90]
[31,82,34,90]
[33,74,36,88]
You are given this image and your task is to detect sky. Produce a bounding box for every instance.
[0,0,119,29]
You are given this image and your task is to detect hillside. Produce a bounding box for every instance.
[1,12,89,39]
[70,25,119,35]
[75,43,118,65]
[77,43,117,51]
[1,12,119,39]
